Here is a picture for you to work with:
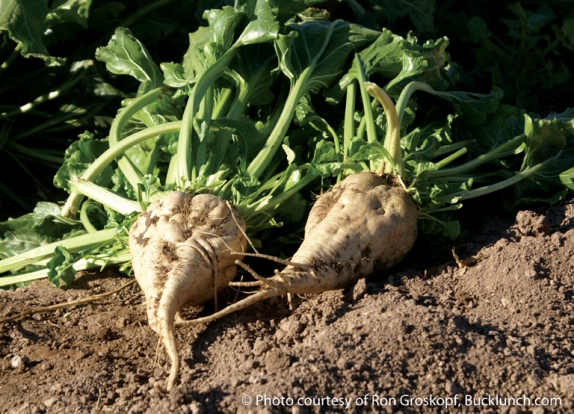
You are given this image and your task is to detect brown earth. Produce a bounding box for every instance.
[1,198,574,414]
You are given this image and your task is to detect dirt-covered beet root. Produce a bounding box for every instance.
[276,172,418,293]
[128,192,246,389]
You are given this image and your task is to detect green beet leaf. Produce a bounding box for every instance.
[325,29,406,103]
[47,246,77,287]
[0,202,84,260]
[54,131,114,192]
[0,227,50,261]
[385,35,457,97]
[0,0,64,66]
[95,27,164,92]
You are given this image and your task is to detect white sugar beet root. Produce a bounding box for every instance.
[177,172,418,329]
[128,192,246,390]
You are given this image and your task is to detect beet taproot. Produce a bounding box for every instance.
[129,192,246,389]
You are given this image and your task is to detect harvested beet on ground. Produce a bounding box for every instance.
[129,192,247,390]
[1,199,573,413]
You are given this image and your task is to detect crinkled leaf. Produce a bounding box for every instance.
[47,245,77,287]
[204,6,244,52]
[418,215,460,240]
[215,118,267,157]
[273,191,307,223]
[54,131,114,191]
[235,0,279,46]
[311,140,338,164]
[0,203,84,259]
[313,161,363,178]
[349,139,393,165]
[328,32,458,103]
[92,79,128,98]
[385,36,458,97]
[131,90,183,129]
[178,26,212,84]
[402,121,448,163]
[22,202,80,236]
[161,62,189,88]
[295,94,319,126]
[545,107,574,134]
[230,175,262,203]
[480,115,574,205]
[95,27,163,90]
[520,115,574,189]
[439,219,460,239]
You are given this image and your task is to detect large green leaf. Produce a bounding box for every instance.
[95,27,164,91]
[426,87,502,126]
[167,0,280,89]
[161,26,211,88]
[464,104,527,151]
[325,29,403,103]
[276,20,381,92]
[385,35,457,97]
[182,25,212,75]
[224,43,277,108]
[204,6,244,52]
[0,202,84,260]
[520,115,574,186]
[0,227,48,261]
[0,0,64,66]
[235,0,279,46]
[402,118,452,162]
[246,20,380,178]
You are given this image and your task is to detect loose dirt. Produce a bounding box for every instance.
[1,198,573,413]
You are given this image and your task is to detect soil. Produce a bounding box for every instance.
[1,199,574,414]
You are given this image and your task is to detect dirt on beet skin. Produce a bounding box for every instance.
[1,198,574,414]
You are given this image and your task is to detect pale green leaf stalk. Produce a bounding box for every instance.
[1,250,132,286]
[364,82,406,179]
[108,87,165,190]
[0,229,116,274]
[70,178,142,216]
[62,121,182,217]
